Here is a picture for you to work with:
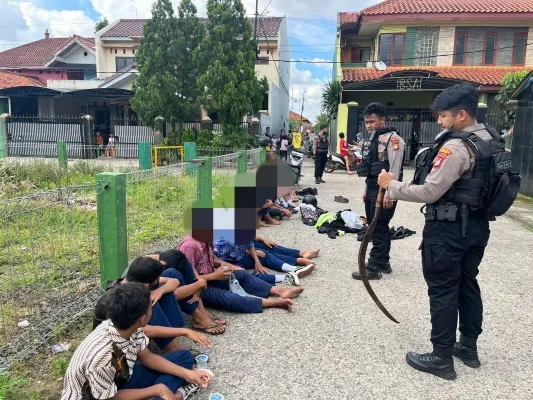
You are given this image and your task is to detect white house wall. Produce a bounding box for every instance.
[62,44,96,65]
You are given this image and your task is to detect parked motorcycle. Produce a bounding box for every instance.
[324,146,362,173]
[288,146,304,185]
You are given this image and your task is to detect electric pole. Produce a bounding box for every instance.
[300,89,306,124]
[254,0,259,46]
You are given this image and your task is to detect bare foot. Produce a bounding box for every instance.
[277,286,304,299]
[301,249,320,259]
[259,221,269,227]
[264,298,293,311]
[296,257,314,266]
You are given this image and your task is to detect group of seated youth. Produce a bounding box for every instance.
[61,196,319,400]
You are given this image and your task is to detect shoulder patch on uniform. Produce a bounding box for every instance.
[391,137,400,151]
[438,147,452,157]
[433,148,452,169]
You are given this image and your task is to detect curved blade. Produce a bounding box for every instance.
[358,187,399,324]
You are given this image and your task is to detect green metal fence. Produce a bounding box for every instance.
[0,143,266,369]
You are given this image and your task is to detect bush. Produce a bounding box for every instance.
[197,129,214,147]
[180,129,197,144]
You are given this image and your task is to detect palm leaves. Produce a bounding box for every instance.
[321,80,342,117]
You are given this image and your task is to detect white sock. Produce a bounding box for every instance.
[281,263,297,272]
[275,275,285,283]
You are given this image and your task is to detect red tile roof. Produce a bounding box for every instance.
[342,66,533,87]
[360,0,533,15]
[101,17,283,38]
[0,71,45,89]
[0,36,95,68]
[339,12,358,25]
[290,111,310,122]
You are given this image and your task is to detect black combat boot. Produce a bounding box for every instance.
[319,177,326,183]
[406,352,457,380]
[351,259,382,280]
[374,259,392,274]
[453,336,480,368]
[315,179,321,184]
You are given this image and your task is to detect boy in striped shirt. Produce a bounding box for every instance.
[61,283,211,400]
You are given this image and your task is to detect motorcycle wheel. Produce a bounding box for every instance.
[324,160,335,173]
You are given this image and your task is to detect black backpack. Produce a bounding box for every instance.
[456,127,521,218]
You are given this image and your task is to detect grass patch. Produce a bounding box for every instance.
[0,159,238,393]
[517,193,533,205]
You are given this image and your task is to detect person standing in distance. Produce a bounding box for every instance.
[313,127,329,184]
[352,103,405,280]
[377,83,496,380]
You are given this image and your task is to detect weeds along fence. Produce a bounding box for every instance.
[0,146,266,370]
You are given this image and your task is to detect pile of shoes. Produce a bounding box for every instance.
[390,226,416,240]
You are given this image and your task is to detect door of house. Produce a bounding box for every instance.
[95,109,111,140]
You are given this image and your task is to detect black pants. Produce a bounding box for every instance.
[365,184,397,264]
[280,150,288,161]
[314,152,327,179]
[421,218,489,359]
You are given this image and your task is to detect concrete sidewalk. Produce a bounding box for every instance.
[191,165,533,400]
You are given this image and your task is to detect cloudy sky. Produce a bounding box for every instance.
[0,0,381,123]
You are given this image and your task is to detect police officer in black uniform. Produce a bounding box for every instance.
[378,83,509,380]
[352,103,405,280]
[313,128,329,184]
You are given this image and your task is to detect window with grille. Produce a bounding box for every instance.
[418,35,434,66]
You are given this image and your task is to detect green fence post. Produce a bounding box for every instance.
[237,149,247,174]
[259,147,267,164]
[197,157,213,201]
[0,114,7,158]
[184,142,196,175]
[138,142,152,170]
[97,172,128,289]
[57,140,68,170]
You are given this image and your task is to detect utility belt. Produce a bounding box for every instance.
[423,202,487,237]
[423,203,460,222]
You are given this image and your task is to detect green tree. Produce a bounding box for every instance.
[131,0,204,131]
[94,17,109,33]
[314,112,329,132]
[196,0,269,148]
[495,70,530,128]
[321,80,341,117]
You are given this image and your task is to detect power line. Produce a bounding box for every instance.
[274,40,533,64]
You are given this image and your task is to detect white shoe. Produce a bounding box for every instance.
[294,264,315,279]
[283,271,300,286]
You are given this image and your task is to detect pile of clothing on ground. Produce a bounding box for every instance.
[296,187,416,240]
[297,187,368,239]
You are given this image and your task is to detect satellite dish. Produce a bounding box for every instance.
[375,61,387,71]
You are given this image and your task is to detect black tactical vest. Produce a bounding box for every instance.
[357,127,396,181]
[316,135,329,153]
[414,127,505,211]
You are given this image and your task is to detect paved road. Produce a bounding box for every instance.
[189,165,533,400]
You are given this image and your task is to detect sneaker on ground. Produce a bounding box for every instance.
[181,383,200,399]
[283,271,300,286]
[294,264,315,279]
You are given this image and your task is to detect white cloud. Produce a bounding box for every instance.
[0,1,96,51]
[290,60,328,124]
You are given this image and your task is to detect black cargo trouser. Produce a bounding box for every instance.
[365,183,397,264]
[314,151,328,179]
[421,218,489,359]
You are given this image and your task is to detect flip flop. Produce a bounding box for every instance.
[192,325,226,336]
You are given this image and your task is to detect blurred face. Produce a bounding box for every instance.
[364,113,385,133]
[436,109,470,132]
